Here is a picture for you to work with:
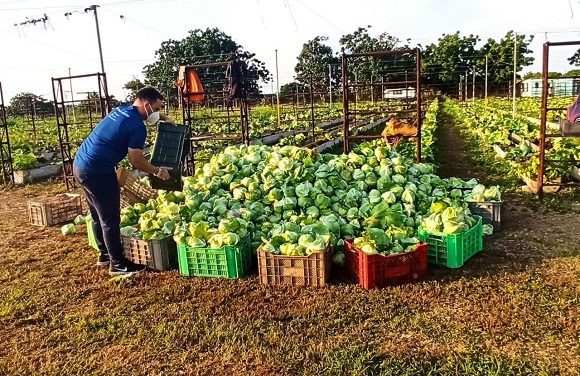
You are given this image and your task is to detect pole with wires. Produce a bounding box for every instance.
[275,49,281,129]
[472,66,476,103]
[512,32,517,117]
[328,63,332,108]
[485,55,489,102]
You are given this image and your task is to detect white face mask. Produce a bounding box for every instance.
[145,102,160,125]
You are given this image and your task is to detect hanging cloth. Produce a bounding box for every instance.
[176,66,205,103]
[226,59,247,99]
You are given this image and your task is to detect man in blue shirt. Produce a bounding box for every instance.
[74,86,172,276]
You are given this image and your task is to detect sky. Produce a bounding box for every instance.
[1,0,580,103]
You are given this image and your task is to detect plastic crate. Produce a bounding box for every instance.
[468,201,501,231]
[177,235,252,278]
[28,193,83,226]
[257,249,331,287]
[149,123,189,191]
[122,236,178,271]
[116,167,158,208]
[344,240,428,289]
[86,216,99,251]
[418,217,484,268]
[559,119,580,136]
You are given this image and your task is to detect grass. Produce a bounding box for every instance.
[0,182,578,376]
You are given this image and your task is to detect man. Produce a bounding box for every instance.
[73,86,173,276]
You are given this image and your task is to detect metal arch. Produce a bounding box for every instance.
[51,72,111,190]
[341,48,423,162]
[179,59,251,176]
[537,41,580,196]
[0,82,14,186]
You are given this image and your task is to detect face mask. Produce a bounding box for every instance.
[145,102,160,125]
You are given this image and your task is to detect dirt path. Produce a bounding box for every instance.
[434,109,487,180]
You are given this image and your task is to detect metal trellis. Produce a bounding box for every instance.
[0,82,14,186]
[537,41,580,196]
[52,72,110,190]
[178,59,251,175]
[341,48,423,161]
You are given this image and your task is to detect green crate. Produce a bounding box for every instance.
[86,217,99,251]
[418,217,483,268]
[177,235,252,278]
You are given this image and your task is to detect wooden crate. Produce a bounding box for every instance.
[28,193,83,227]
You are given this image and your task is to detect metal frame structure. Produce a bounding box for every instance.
[0,82,14,185]
[179,59,250,175]
[537,41,580,196]
[52,72,110,189]
[271,69,343,148]
[341,48,423,161]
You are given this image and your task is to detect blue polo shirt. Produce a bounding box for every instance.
[74,104,146,173]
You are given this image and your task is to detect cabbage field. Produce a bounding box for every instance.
[0,96,578,376]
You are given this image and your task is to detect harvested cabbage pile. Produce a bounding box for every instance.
[118,142,498,254]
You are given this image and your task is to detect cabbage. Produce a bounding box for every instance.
[61,223,76,236]
[74,215,86,225]
[314,194,331,210]
[483,186,501,201]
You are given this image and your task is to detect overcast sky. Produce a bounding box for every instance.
[1,0,580,103]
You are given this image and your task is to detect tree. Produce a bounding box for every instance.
[294,36,339,95]
[143,27,270,105]
[422,32,480,94]
[564,69,580,77]
[523,72,563,79]
[280,82,307,97]
[568,49,580,66]
[477,31,534,84]
[7,92,53,117]
[123,77,145,102]
[339,26,409,83]
[78,92,119,115]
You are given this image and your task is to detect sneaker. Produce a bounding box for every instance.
[109,259,146,276]
[96,254,110,267]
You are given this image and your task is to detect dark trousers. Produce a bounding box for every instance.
[73,166,123,262]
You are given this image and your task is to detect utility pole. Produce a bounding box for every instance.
[328,64,333,108]
[472,66,476,103]
[275,49,281,128]
[68,68,77,123]
[65,5,105,75]
[459,75,463,100]
[485,55,489,102]
[370,75,374,103]
[88,5,105,74]
[464,70,468,102]
[354,72,358,103]
[512,32,517,117]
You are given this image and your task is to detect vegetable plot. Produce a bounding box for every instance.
[448,100,580,183]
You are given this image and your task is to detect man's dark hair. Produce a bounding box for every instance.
[135,86,164,101]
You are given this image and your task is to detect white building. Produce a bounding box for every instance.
[521,77,580,97]
[383,87,416,99]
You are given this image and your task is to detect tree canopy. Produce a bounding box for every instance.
[142,27,270,104]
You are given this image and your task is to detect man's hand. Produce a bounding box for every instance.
[155,166,173,180]
[159,113,176,125]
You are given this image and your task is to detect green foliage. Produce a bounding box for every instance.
[294,36,340,93]
[143,27,271,103]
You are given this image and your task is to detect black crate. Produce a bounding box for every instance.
[149,122,189,191]
[121,236,178,271]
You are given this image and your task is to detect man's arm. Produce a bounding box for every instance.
[127,148,171,180]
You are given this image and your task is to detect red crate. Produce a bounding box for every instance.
[344,240,428,289]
